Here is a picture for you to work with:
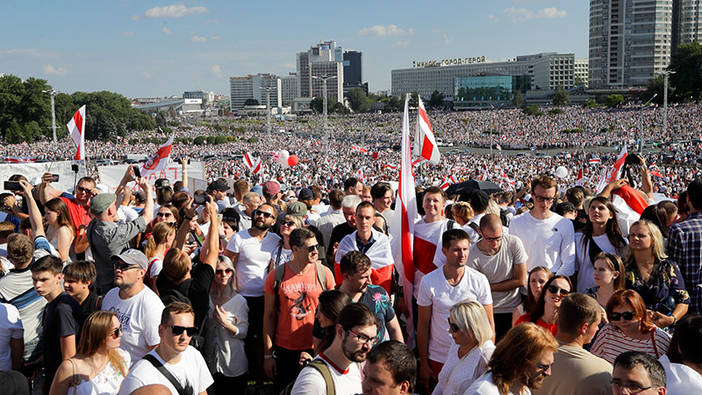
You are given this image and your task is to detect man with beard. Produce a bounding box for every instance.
[291,303,378,395]
[465,323,559,395]
[224,202,280,384]
[119,302,213,395]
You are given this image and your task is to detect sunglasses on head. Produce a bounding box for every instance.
[170,325,197,336]
[610,311,636,321]
[447,318,461,333]
[253,210,273,219]
[216,268,233,275]
[111,326,122,339]
[547,285,569,297]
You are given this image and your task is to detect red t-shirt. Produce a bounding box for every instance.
[60,197,91,232]
[264,263,335,350]
[515,313,559,337]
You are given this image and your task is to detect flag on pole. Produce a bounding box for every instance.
[141,134,174,178]
[390,95,419,347]
[67,105,86,160]
[243,152,262,174]
[413,96,440,165]
[607,145,628,183]
[575,168,584,186]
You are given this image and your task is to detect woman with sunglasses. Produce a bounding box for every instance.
[49,311,129,395]
[514,275,572,336]
[624,219,690,329]
[511,266,553,326]
[574,196,627,293]
[591,289,671,364]
[144,222,176,292]
[434,300,495,395]
[206,255,249,393]
[43,197,75,262]
[585,252,626,311]
[269,214,302,272]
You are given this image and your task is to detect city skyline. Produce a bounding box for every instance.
[1,1,588,98]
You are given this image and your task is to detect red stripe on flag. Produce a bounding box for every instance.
[73,111,83,134]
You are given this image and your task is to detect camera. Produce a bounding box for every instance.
[3,181,22,191]
[51,174,59,182]
[624,154,644,166]
[193,192,211,205]
[132,167,141,178]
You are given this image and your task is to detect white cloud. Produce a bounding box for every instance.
[122,31,135,38]
[42,64,68,76]
[504,7,566,21]
[359,24,414,37]
[210,36,221,41]
[161,26,172,35]
[192,35,207,42]
[442,34,453,45]
[487,14,499,22]
[394,41,410,47]
[212,64,223,78]
[144,4,208,19]
[140,71,152,79]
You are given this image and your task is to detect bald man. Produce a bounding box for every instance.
[467,214,528,341]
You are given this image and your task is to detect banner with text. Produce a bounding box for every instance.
[0,161,87,192]
[98,161,205,192]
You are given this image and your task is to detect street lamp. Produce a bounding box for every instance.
[662,70,675,138]
[42,89,57,142]
[312,75,336,158]
[259,86,272,138]
[638,93,658,153]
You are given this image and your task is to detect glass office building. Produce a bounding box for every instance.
[454,75,531,108]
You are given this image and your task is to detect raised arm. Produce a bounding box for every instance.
[174,198,197,251]
[181,157,189,189]
[199,199,219,269]
[138,177,154,225]
[39,172,63,205]
[20,180,45,237]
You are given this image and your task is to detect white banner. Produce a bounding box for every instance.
[98,161,206,192]
[0,161,87,193]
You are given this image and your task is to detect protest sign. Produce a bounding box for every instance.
[98,161,205,192]
[0,161,87,193]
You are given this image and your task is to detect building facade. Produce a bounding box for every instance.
[454,75,532,108]
[229,74,282,110]
[296,41,344,101]
[391,52,574,98]
[589,0,673,89]
[343,50,364,93]
[281,73,297,106]
[575,59,590,87]
[673,0,702,50]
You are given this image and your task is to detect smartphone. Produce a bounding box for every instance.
[51,174,59,182]
[193,193,209,205]
[132,167,141,178]
[4,181,21,191]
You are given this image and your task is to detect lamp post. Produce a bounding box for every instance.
[259,86,272,138]
[312,75,336,158]
[662,70,675,139]
[42,89,57,142]
[639,93,658,153]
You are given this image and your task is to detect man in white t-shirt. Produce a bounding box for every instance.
[413,187,450,298]
[417,228,494,393]
[508,175,575,275]
[468,214,527,341]
[0,302,23,371]
[119,302,213,395]
[102,249,164,363]
[224,202,280,383]
[291,303,377,395]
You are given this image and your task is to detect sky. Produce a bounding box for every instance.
[0,0,589,98]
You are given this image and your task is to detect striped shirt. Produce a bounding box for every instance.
[667,212,702,315]
[590,323,671,364]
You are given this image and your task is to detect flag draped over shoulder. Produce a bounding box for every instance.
[413,96,440,165]
[141,134,174,178]
[67,105,86,160]
[334,229,394,293]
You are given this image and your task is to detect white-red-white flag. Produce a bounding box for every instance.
[589,158,601,164]
[67,105,86,160]
[356,168,365,181]
[575,169,584,186]
[413,97,440,165]
[607,145,628,183]
[390,95,419,347]
[141,135,174,178]
[243,152,262,174]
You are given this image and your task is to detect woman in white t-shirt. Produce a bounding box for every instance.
[574,196,627,293]
[434,300,495,395]
[43,197,75,262]
[269,214,301,272]
[145,222,175,292]
[49,311,131,395]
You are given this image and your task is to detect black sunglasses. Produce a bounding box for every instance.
[111,326,122,339]
[113,262,141,272]
[170,325,198,336]
[547,285,570,297]
[306,245,319,253]
[216,268,233,275]
[281,220,296,227]
[254,210,274,219]
[610,311,636,321]
[447,318,460,333]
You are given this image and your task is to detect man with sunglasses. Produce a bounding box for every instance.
[119,302,213,395]
[292,303,378,395]
[224,202,280,384]
[102,249,164,364]
[468,214,527,341]
[263,228,335,392]
[509,175,575,276]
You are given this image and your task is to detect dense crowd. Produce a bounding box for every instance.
[0,106,700,395]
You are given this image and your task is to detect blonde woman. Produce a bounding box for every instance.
[145,222,176,291]
[434,299,495,395]
[451,202,474,227]
[49,311,130,395]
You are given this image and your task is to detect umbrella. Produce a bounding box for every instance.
[445,180,501,199]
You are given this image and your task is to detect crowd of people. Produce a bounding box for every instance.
[0,105,700,395]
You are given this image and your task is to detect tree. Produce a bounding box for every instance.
[386,96,402,112]
[513,91,524,108]
[310,97,323,113]
[522,105,543,116]
[408,92,419,108]
[244,98,259,106]
[642,75,667,105]
[332,101,350,114]
[346,88,368,112]
[606,94,625,108]
[669,42,702,101]
[552,86,570,106]
[429,90,444,108]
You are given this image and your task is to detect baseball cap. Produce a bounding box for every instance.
[90,193,116,215]
[287,201,307,218]
[207,179,229,192]
[298,188,314,201]
[263,181,281,196]
[111,249,148,269]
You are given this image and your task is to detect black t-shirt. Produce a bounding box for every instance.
[79,291,102,320]
[328,222,355,250]
[42,293,83,384]
[157,263,214,328]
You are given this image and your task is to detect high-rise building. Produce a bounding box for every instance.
[281,73,297,106]
[575,59,589,87]
[296,41,344,101]
[229,73,282,110]
[673,0,702,51]
[589,0,673,89]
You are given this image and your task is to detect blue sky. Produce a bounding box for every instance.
[1,1,588,98]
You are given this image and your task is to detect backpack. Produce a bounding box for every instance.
[273,262,328,310]
[280,359,335,395]
[499,208,511,227]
